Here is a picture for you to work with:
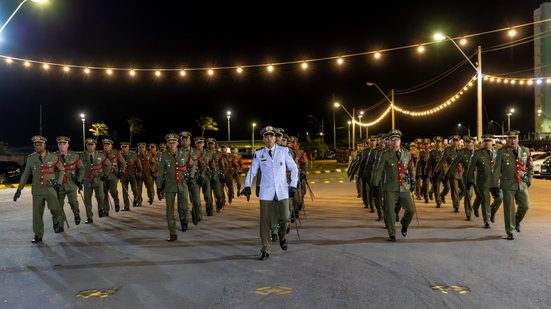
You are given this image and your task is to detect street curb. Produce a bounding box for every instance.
[310,169,347,175]
[0,184,30,189]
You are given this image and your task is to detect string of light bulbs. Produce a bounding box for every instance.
[1,18,550,78]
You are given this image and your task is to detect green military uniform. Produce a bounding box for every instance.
[135,142,147,206]
[150,144,162,199]
[492,131,533,239]
[427,136,445,207]
[467,135,501,227]
[102,138,126,212]
[55,136,85,225]
[434,135,462,212]
[289,136,308,219]
[370,134,388,221]
[206,138,226,212]
[120,142,142,210]
[219,145,233,205]
[364,136,382,219]
[229,146,244,197]
[157,133,198,240]
[446,135,474,219]
[195,137,215,216]
[139,144,157,205]
[416,138,431,203]
[82,138,112,221]
[15,136,65,242]
[373,130,416,241]
[179,131,203,224]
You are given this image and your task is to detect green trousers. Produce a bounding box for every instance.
[84,185,105,218]
[58,188,80,222]
[383,191,415,237]
[165,190,189,235]
[33,193,62,237]
[210,176,224,211]
[502,189,529,235]
[121,175,138,208]
[260,198,290,254]
[103,179,120,208]
[188,181,202,220]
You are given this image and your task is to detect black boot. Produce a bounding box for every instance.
[115,204,120,212]
[75,214,81,225]
[167,234,177,241]
[31,235,42,243]
[53,223,63,233]
[85,218,93,224]
[180,222,188,232]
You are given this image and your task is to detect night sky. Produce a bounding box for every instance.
[0,0,545,149]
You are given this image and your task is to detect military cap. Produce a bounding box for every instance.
[85,138,97,145]
[423,138,431,144]
[206,137,217,144]
[450,135,461,141]
[230,145,238,150]
[433,136,444,142]
[409,142,416,147]
[282,134,290,141]
[137,142,146,147]
[159,143,167,148]
[179,131,192,138]
[31,135,47,143]
[102,138,114,145]
[482,134,494,142]
[194,136,205,143]
[56,136,71,143]
[387,129,403,139]
[274,127,285,136]
[220,144,228,148]
[507,130,520,137]
[165,133,179,141]
[463,136,475,142]
[369,135,379,141]
[148,143,157,148]
[260,126,276,136]
[288,136,298,142]
[120,142,130,146]
[414,138,422,144]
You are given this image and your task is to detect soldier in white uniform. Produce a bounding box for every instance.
[243,126,299,260]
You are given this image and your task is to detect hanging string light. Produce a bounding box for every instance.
[353,107,392,127]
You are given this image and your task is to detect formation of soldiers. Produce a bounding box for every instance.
[348,129,533,241]
[13,132,258,242]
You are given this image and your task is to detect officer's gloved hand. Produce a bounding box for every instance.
[255,186,260,197]
[196,176,204,186]
[289,186,298,198]
[409,179,416,192]
[525,178,531,187]
[116,171,123,179]
[136,175,142,181]
[157,190,163,201]
[490,187,500,198]
[13,189,21,202]
[299,172,307,181]
[99,174,107,181]
[241,187,251,202]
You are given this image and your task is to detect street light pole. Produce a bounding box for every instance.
[226,111,231,142]
[506,108,515,132]
[334,102,355,149]
[366,82,395,130]
[358,113,363,139]
[80,113,86,151]
[347,121,351,149]
[434,34,482,140]
[0,0,47,34]
[252,122,256,150]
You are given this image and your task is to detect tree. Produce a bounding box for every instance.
[195,116,219,136]
[0,141,7,155]
[89,123,110,142]
[127,116,143,145]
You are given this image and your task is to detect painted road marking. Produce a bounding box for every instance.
[76,289,115,299]
[255,286,292,296]
[431,285,471,295]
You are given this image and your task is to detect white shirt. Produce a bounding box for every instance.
[245,144,298,201]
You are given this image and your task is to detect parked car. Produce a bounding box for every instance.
[0,161,22,184]
[532,151,551,178]
[540,157,551,179]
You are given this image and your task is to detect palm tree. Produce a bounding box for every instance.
[89,123,110,142]
[127,116,143,145]
[196,116,219,136]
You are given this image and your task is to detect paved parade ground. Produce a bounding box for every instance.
[1,173,550,308]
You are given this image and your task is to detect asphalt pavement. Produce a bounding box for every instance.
[1,174,550,308]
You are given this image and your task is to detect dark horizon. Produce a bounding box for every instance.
[0,0,545,148]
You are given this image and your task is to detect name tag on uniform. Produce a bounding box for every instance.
[261,159,267,162]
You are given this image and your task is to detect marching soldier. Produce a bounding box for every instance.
[448,136,476,220]
[206,138,226,212]
[417,138,431,204]
[434,135,462,212]
[491,130,533,240]
[288,136,308,219]
[140,143,156,205]
[243,126,299,260]
[372,130,416,241]
[427,136,445,208]
[82,138,112,220]
[102,138,126,212]
[120,142,142,210]
[135,142,148,206]
[55,136,85,225]
[467,134,499,228]
[159,142,167,153]
[229,145,244,197]
[157,133,197,240]
[194,137,215,216]
[13,136,65,243]
[149,143,161,201]
[370,134,388,222]
[220,144,233,205]
[364,136,382,219]
[179,131,202,224]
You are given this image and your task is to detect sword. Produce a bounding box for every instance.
[120,178,134,205]
[304,179,315,202]
[411,191,419,226]
[291,204,301,240]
